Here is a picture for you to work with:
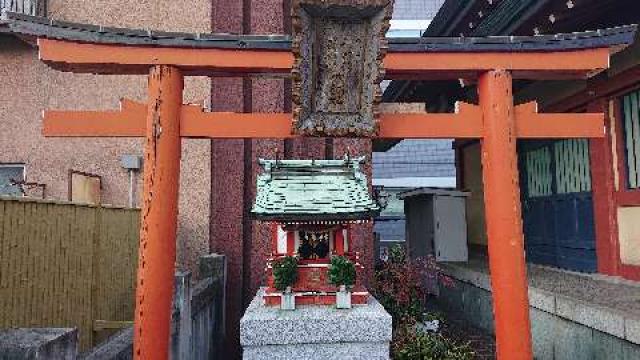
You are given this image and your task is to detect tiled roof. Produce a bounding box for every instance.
[392,0,445,20]
[252,157,380,221]
[372,139,455,179]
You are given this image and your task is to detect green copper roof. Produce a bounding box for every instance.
[252,157,380,221]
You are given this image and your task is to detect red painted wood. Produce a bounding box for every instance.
[611,96,640,280]
[479,70,533,360]
[588,100,620,276]
[263,293,368,306]
[334,227,345,255]
[133,66,183,360]
[620,264,640,281]
[616,191,640,206]
[44,99,604,139]
[39,38,611,80]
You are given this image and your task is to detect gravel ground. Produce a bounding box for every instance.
[425,302,496,360]
[440,315,496,360]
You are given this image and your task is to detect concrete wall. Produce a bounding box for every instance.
[617,206,640,266]
[438,268,640,360]
[0,328,78,360]
[0,0,212,275]
[83,255,226,360]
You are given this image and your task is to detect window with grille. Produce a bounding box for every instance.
[522,139,591,197]
[0,164,25,196]
[524,147,552,197]
[622,90,640,189]
[554,139,591,194]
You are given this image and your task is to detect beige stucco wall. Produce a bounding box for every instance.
[0,0,212,275]
[461,142,488,246]
[617,206,640,266]
[46,0,212,33]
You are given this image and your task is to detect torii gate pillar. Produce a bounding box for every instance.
[480,70,533,359]
[133,65,184,360]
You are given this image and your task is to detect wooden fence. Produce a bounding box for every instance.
[0,196,140,350]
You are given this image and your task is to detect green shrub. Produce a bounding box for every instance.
[373,245,454,324]
[328,255,356,288]
[272,256,298,292]
[374,245,466,359]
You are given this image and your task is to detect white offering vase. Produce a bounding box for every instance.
[281,286,295,311]
[336,284,352,309]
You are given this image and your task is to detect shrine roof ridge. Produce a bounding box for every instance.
[252,156,379,221]
[258,157,365,169]
[1,11,635,53]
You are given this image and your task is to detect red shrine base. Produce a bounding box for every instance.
[264,253,369,306]
[263,287,369,306]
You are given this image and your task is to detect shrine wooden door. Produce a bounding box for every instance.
[519,139,597,272]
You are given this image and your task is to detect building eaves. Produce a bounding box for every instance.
[471,0,552,36]
[422,0,476,36]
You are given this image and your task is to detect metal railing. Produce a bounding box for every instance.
[0,0,46,17]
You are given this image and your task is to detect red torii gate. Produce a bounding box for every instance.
[27,15,635,360]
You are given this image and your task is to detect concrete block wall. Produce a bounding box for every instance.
[438,278,640,360]
[0,328,78,360]
[78,254,226,359]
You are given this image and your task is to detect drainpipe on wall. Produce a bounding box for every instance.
[128,169,136,208]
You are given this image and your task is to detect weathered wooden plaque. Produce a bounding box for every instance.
[291,0,394,137]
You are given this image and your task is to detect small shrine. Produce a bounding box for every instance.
[252,156,380,308]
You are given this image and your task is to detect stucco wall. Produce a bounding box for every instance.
[618,206,640,266]
[461,142,488,246]
[0,0,212,275]
[47,0,211,33]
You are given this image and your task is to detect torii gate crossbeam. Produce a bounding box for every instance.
[23,14,636,360]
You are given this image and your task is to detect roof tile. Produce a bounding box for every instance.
[251,157,380,221]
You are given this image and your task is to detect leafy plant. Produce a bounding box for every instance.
[372,245,453,324]
[272,256,298,292]
[392,321,474,360]
[374,245,465,359]
[328,255,356,288]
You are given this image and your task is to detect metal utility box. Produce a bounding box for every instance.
[399,188,470,262]
[120,154,143,170]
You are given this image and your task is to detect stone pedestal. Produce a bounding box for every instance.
[240,288,392,360]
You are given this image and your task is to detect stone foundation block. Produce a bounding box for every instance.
[240,288,392,360]
[0,328,78,359]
